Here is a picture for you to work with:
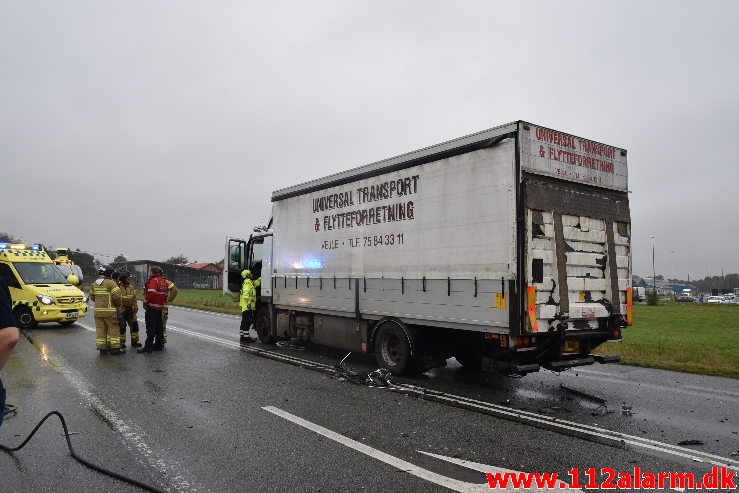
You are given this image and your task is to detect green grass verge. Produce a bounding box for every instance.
[160,289,241,315]
[594,302,739,379]
[167,290,739,378]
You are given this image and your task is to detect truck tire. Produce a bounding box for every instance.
[15,307,38,330]
[255,307,275,344]
[374,322,414,376]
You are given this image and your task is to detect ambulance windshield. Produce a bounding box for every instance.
[14,262,70,284]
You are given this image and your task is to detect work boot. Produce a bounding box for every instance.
[153,345,164,351]
[108,348,126,356]
[99,349,108,356]
[137,347,152,354]
[131,341,142,348]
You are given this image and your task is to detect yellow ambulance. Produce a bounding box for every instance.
[0,243,88,329]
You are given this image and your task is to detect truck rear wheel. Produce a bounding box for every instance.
[15,307,38,330]
[374,322,414,376]
[255,307,274,344]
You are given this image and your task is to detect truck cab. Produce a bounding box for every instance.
[0,243,88,329]
[225,234,274,341]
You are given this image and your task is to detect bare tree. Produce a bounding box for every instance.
[163,254,189,265]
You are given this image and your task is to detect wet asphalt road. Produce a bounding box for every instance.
[1,305,737,492]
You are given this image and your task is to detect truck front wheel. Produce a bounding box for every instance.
[15,307,38,330]
[255,307,274,344]
[374,322,414,376]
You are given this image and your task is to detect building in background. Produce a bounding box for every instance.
[110,261,221,290]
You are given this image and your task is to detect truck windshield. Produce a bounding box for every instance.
[14,262,70,284]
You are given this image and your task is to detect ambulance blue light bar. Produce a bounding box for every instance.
[0,243,42,251]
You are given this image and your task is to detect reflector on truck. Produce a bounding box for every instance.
[527,286,539,332]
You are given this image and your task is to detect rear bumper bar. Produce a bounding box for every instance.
[543,355,595,371]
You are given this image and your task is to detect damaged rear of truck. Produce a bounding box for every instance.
[225,121,632,376]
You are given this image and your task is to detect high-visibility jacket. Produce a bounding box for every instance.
[89,277,122,318]
[119,284,137,312]
[239,277,261,312]
[144,275,169,310]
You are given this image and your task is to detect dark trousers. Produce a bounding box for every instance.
[240,310,255,335]
[144,308,164,349]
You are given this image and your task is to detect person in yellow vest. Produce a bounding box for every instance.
[118,271,141,348]
[239,269,261,343]
[52,247,74,266]
[89,266,124,355]
[161,274,178,344]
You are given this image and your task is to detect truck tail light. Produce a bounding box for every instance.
[626,287,633,326]
[527,286,539,332]
[514,336,532,348]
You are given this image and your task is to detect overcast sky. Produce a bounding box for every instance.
[1,1,737,280]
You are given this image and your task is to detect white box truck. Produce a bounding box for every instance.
[225,121,632,376]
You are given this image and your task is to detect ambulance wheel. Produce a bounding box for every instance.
[255,307,274,344]
[15,307,38,330]
[374,322,414,376]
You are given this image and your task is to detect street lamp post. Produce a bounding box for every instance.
[651,235,656,296]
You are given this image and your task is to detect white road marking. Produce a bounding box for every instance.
[570,368,739,403]
[75,317,739,472]
[29,345,200,492]
[264,405,584,492]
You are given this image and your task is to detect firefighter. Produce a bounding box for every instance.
[118,271,141,348]
[239,269,261,343]
[161,274,178,345]
[138,266,168,354]
[89,266,124,355]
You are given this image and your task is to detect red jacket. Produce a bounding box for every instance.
[144,275,169,310]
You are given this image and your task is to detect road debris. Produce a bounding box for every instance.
[559,383,613,415]
[275,340,306,350]
[333,352,393,387]
[678,439,705,446]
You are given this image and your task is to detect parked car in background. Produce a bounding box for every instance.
[675,295,695,302]
[706,296,724,304]
[634,286,646,302]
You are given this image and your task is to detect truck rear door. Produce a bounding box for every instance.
[518,122,631,353]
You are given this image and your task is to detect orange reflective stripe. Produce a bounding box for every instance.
[626,287,633,326]
[527,285,539,332]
